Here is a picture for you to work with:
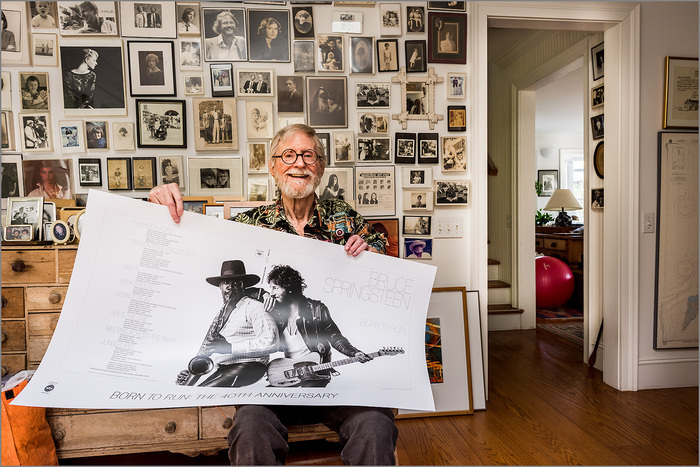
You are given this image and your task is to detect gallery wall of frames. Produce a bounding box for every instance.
[1,0,471,259]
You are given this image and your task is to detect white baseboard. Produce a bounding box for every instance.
[638,357,699,389]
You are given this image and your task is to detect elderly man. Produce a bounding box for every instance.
[148,123,397,465]
[204,11,246,60]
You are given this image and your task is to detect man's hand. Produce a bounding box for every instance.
[355,351,373,363]
[149,183,184,223]
[175,369,190,385]
[344,234,377,257]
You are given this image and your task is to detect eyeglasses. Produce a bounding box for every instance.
[274,149,319,165]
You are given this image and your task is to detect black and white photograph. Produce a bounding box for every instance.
[403,238,432,260]
[355,165,395,217]
[428,2,467,11]
[176,2,200,36]
[307,77,348,128]
[359,113,389,135]
[317,35,344,72]
[293,40,315,72]
[85,120,108,149]
[592,84,604,109]
[395,132,417,164]
[60,41,127,116]
[403,167,432,188]
[237,69,273,96]
[537,169,558,196]
[403,215,431,236]
[247,142,268,173]
[447,105,466,131]
[291,6,314,38]
[183,75,204,96]
[8,197,43,240]
[247,176,269,201]
[1,72,11,110]
[132,157,156,190]
[245,100,274,139]
[435,180,469,205]
[247,9,290,62]
[405,191,431,211]
[591,114,604,139]
[318,167,353,202]
[379,3,401,36]
[19,72,50,111]
[592,188,604,209]
[1,110,13,151]
[29,2,58,29]
[119,1,177,38]
[591,41,604,80]
[317,132,331,164]
[106,157,131,190]
[112,122,135,151]
[1,155,23,198]
[428,12,467,64]
[377,39,399,72]
[2,3,31,66]
[135,99,186,148]
[441,136,466,172]
[405,40,426,73]
[210,63,234,97]
[192,97,238,151]
[277,75,304,113]
[22,159,72,200]
[406,5,425,33]
[358,136,391,163]
[58,120,85,154]
[356,83,390,108]
[31,33,58,67]
[447,72,466,99]
[179,39,202,70]
[333,131,355,164]
[418,133,439,164]
[202,7,247,61]
[159,156,184,189]
[332,11,362,34]
[78,158,102,187]
[350,36,373,74]
[20,113,52,152]
[57,1,118,36]
[127,41,177,96]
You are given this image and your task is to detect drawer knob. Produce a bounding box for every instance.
[1,366,7,377]
[11,260,26,272]
[53,429,66,442]
[222,417,233,430]
[550,242,557,248]
[164,421,177,433]
[1,331,7,343]
[48,293,62,304]
[2,296,7,308]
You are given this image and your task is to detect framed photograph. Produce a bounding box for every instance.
[1,2,31,65]
[376,39,399,72]
[403,215,431,236]
[591,84,604,109]
[428,2,467,11]
[357,136,391,163]
[537,170,558,197]
[247,176,269,201]
[359,112,389,135]
[349,36,373,74]
[85,121,108,150]
[418,133,439,164]
[112,122,135,151]
[59,39,127,116]
[406,6,425,33]
[19,113,52,152]
[403,237,432,259]
[73,209,86,240]
[318,167,354,202]
[307,76,348,128]
[135,99,186,148]
[176,2,201,36]
[354,165,395,217]
[188,157,243,197]
[405,40,426,73]
[247,142,269,173]
[182,196,213,214]
[237,69,274,96]
[333,131,355,164]
[1,154,23,198]
[131,157,156,190]
[441,136,466,172]
[591,41,604,81]
[317,132,331,164]
[447,72,466,100]
[1,111,14,151]
[119,2,176,38]
[19,71,50,111]
[591,114,604,140]
[31,33,59,66]
[28,2,59,30]
[202,7,247,62]
[293,40,315,72]
[593,140,604,179]
[8,197,43,240]
[203,203,225,219]
[292,6,314,38]
[278,116,305,128]
[428,12,467,64]
[356,82,390,108]
[178,39,202,70]
[379,3,401,36]
[447,106,466,132]
[247,9,291,62]
[183,75,204,96]
[159,155,184,189]
[57,1,118,36]
[210,63,234,97]
[663,57,699,129]
[277,75,304,113]
[127,41,176,97]
[1,71,11,110]
[42,201,56,225]
[106,157,131,190]
[224,200,265,218]
[404,190,433,211]
[403,167,432,189]
[317,34,344,72]
[4,224,33,241]
[192,97,238,150]
[591,188,604,209]
[395,132,416,164]
[77,158,102,187]
[368,218,399,258]
[435,180,469,206]
[332,11,362,34]
[245,101,274,139]
[59,120,86,154]
[50,220,70,244]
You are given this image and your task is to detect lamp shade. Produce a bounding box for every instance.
[543,189,582,211]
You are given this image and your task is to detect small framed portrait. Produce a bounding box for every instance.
[317,35,344,72]
[418,133,439,164]
[591,188,604,209]
[28,2,59,30]
[404,191,433,211]
[332,11,362,34]
[1,3,31,66]
[19,72,50,111]
[318,167,354,202]
[159,155,184,189]
[278,116,305,128]
[354,165,395,217]
[236,69,274,96]
[663,57,699,129]
[447,72,466,100]
[202,7,247,62]
[112,122,135,151]
[1,111,14,151]
[277,75,304,113]
[350,36,373,74]
[1,154,23,198]
[404,238,432,260]
[58,120,86,154]
[306,76,348,128]
[447,105,467,132]
[50,220,70,244]
[4,224,33,242]
[203,203,225,219]
[405,40,426,73]
[537,170,558,197]
[42,201,56,225]
[8,196,43,240]
[85,121,108,150]
[19,113,52,152]
[379,3,401,37]
[135,99,187,148]
[591,84,604,109]
[22,159,72,199]
[182,196,213,214]
[441,136,467,172]
[591,41,604,81]
[247,9,291,62]
[1,72,11,111]
[403,167,432,188]
[77,158,102,187]
[178,39,202,70]
[406,6,425,33]
[210,63,234,97]
[183,75,204,96]
[333,131,355,164]
[428,2,467,11]
[188,157,243,197]
[591,114,604,140]
[119,2,177,38]
[245,101,275,140]
[356,82,390,108]
[127,41,177,97]
[132,157,156,190]
[428,12,467,64]
[317,132,331,164]
[357,136,391,163]
[376,39,399,72]
[593,141,604,179]
[31,33,58,67]
[247,176,270,202]
[293,40,315,72]
[292,6,314,38]
[192,97,238,150]
[395,132,417,164]
[368,218,399,258]
[435,180,469,205]
[176,2,201,37]
[358,113,389,135]
[247,142,269,173]
[57,1,118,36]
[403,215,431,236]
[106,157,132,190]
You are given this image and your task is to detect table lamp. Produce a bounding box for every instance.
[543,189,582,227]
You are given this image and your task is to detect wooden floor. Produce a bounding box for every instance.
[60,329,698,465]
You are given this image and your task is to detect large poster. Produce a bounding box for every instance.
[13,191,437,410]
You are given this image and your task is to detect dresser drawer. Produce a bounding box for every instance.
[27,312,60,363]
[535,238,544,249]
[1,353,27,376]
[1,320,26,352]
[57,249,77,284]
[201,406,236,439]
[26,286,68,311]
[2,288,25,318]
[541,238,567,251]
[1,250,57,284]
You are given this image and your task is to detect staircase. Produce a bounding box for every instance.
[487,259,524,322]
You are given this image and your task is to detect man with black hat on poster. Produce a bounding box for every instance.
[176,260,278,387]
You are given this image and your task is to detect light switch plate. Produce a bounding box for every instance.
[434,216,464,238]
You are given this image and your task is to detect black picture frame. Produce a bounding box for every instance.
[447,105,466,132]
[106,157,132,190]
[210,63,234,97]
[291,6,314,38]
[277,75,304,113]
[405,40,427,73]
[376,39,399,72]
[135,99,187,148]
[126,40,177,97]
[316,132,331,164]
[403,215,431,236]
[78,158,103,187]
[591,114,604,140]
[592,83,604,109]
[406,6,425,33]
[418,132,439,164]
[537,170,558,197]
[427,2,467,11]
[132,157,157,191]
[368,218,400,258]
[246,9,291,62]
[293,40,315,72]
[428,12,466,64]
[593,141,604,179]
[306,76,348,128]
[395,132,417,164]
[591,41,604,81]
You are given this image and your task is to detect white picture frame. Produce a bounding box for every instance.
[112,122,136,151]
[31,32,59,66]
[2,2,31,65]
[404,190,434,212]
[119,1,177,38]
[58,120,86,154]
[354,165,395,217]
[19,112,52,152]
[57,1,118,37]
[379,3,402,37]
[318,167,354,202]
[402,167,432,189]
[332,11,363,34]
[246,141,269,174]
[446,72,466,100]
[247,176,270,202]
[178,38,202,70]
[333,131,355,164]
[245,100,274,140]
[187,156,243,197]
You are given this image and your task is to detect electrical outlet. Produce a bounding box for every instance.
[643,212,655,233]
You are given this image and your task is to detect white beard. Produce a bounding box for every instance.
[273,170,320,199]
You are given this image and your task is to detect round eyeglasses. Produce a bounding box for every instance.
[274,149,320,165]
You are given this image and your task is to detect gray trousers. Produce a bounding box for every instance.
[227,405,398,465]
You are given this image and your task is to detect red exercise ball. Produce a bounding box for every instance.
[535,256,574,308]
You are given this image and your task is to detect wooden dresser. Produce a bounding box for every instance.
[535,226,584,269]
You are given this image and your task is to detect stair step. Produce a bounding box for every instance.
[488,304,525,315]
[488,258,500,265]
[488,280,511,289]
